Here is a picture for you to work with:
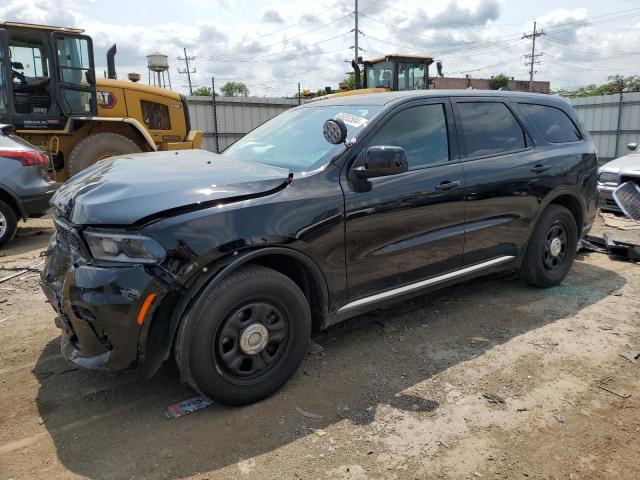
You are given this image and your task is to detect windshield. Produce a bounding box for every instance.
[222,105,382,171]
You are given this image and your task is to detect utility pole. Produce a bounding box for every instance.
[177,48,196,95]
[211,76,219,154]
[354,0,359,68]
[523,21,544,93]
[297,83,301,105]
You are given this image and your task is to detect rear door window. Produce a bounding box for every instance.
[518,103,582,143]
[456,102,527,157]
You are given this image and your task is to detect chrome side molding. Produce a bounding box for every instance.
[338,255,515,313]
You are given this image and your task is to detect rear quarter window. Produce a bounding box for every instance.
[518,103,582,143]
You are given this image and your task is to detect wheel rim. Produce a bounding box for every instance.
[213,301,290,383]
[0,211,6,238]
[542,220,568,271]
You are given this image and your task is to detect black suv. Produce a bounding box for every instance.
[41,91,598,405]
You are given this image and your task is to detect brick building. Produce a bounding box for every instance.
[432,76,550,94]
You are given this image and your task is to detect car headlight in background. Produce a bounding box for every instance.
[84,231,165,263]
[598,172,619,184]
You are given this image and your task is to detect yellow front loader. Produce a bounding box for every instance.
[0,22,202,181]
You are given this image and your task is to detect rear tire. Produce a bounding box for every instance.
[520,204,578,287]
[175,265,311,406]
[0,200,18,248]
[67,133,141,176]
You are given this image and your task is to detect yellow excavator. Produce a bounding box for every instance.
[0,22,202,181]
[314,54,440,101]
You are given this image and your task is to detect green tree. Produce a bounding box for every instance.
[489,74,510,90]
[341,72,364,91]
[552,75,640,97]
[192,85,213,96]
[220,81,250,97]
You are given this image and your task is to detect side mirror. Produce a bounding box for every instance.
[85,69,95,86]
[353,146,408,179]
[323,118,348,145]
[627,142,639,152]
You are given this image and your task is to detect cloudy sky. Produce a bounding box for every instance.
[2,0,639,96]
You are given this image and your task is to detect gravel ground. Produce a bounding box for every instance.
[0,215,639,480]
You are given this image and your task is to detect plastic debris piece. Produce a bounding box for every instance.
[165,395,213,418]
[307,340,324,355]
[619,351,640,363]
[295,406,323,419]
[596,381,631,399]
[483,393,506,404]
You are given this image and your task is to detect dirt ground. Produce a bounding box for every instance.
[0,215,639,480]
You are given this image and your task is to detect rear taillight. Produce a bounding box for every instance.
[0,150,48,166]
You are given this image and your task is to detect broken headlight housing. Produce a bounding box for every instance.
[84,231,166,264]
[598,172,619,184]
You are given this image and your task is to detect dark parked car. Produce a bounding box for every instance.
[0,124,58,247]
[40,90,598,405]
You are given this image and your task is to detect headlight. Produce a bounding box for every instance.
[598,172,618,184]
[84,231,165,263]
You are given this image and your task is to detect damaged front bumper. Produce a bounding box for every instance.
[40,219,167,372]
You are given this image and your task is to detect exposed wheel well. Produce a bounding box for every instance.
[549,194,583,233]
[248,254,325,332]
[0,189,23,220]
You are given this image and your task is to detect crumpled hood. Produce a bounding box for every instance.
[52,149,291,225]
[599,153,640,174]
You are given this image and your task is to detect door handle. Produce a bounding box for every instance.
[434,180,462,191]
[531,164,550,173]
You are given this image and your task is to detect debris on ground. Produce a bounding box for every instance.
[553,413,566,423]
[619,351,640,364]
[165,396,213,418]
[581,234,640,262]
[483,393,506,404]
[438,440,449,448]
[470,336,491,344]
[307,340,324,355]
[596,380,632,399]
[601,212,640,231]
[295,406,323,419]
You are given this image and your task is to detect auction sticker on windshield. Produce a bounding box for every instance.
[335,112,368,128]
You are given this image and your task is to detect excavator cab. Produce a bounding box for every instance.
[363,54,435,91]
[0,22,96,130]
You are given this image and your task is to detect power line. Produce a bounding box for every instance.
[200,13,352,61]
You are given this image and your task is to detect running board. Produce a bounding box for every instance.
[338,256,515,314]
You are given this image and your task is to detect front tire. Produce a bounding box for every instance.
[67,133,141,176]
[176,266,311,406]
[520,204,578,287]
[0,200,18,248]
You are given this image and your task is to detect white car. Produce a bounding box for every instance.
[597,142,640,212]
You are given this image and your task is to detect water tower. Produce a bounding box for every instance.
[146,52,172,90]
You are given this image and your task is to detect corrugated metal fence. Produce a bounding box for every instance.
[186,93,640,162]
[186,96,298,152]
[568,91,640,162]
